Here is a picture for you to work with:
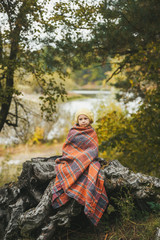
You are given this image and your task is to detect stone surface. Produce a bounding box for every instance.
[0,156,160,240]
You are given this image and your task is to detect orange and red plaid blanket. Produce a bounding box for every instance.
[52,124,109,225]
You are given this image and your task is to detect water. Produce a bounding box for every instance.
[47,89,115,140]
[69,89,111,95]
[64,89,140,115]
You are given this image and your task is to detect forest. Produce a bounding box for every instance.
[0,0,160,239]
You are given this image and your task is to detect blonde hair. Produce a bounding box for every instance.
[75,108,94,124]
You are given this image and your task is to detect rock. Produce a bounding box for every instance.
[0,157,160,240]
[103,160,160,200]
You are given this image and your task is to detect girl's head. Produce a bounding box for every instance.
[75,108,94,127]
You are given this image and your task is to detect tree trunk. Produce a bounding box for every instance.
[0,156,159,240]
[0,2,22,132]
[0,73,14,131]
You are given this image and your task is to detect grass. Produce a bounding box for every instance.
[102,213,160,240]
[0,162,22,187]
[50,209,160,240]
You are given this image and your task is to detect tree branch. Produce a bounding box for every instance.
[105,62,126,83]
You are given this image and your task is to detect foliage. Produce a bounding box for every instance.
[28,127,44,145]
[71,62,111,86]
[147,202,160,213]
[111,189,136,223]
[99,188,160,240]
[95,102,128,160]
[95,100,160,177]
[0,0,66,133]
[111,42,160,103]
[51,0,160,78]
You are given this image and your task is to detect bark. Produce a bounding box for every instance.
[0,1,26,132]
[155,228,160,240]
[0,156,159,240]
[0,40,16,132]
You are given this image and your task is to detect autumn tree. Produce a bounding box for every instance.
[0,0,66,133]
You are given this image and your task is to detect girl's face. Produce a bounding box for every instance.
[78,114,90,127]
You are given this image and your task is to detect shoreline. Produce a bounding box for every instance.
[0,142,63,164]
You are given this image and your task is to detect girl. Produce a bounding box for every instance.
[52,108,108,226]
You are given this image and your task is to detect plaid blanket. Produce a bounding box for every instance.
[52,125,109,226]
